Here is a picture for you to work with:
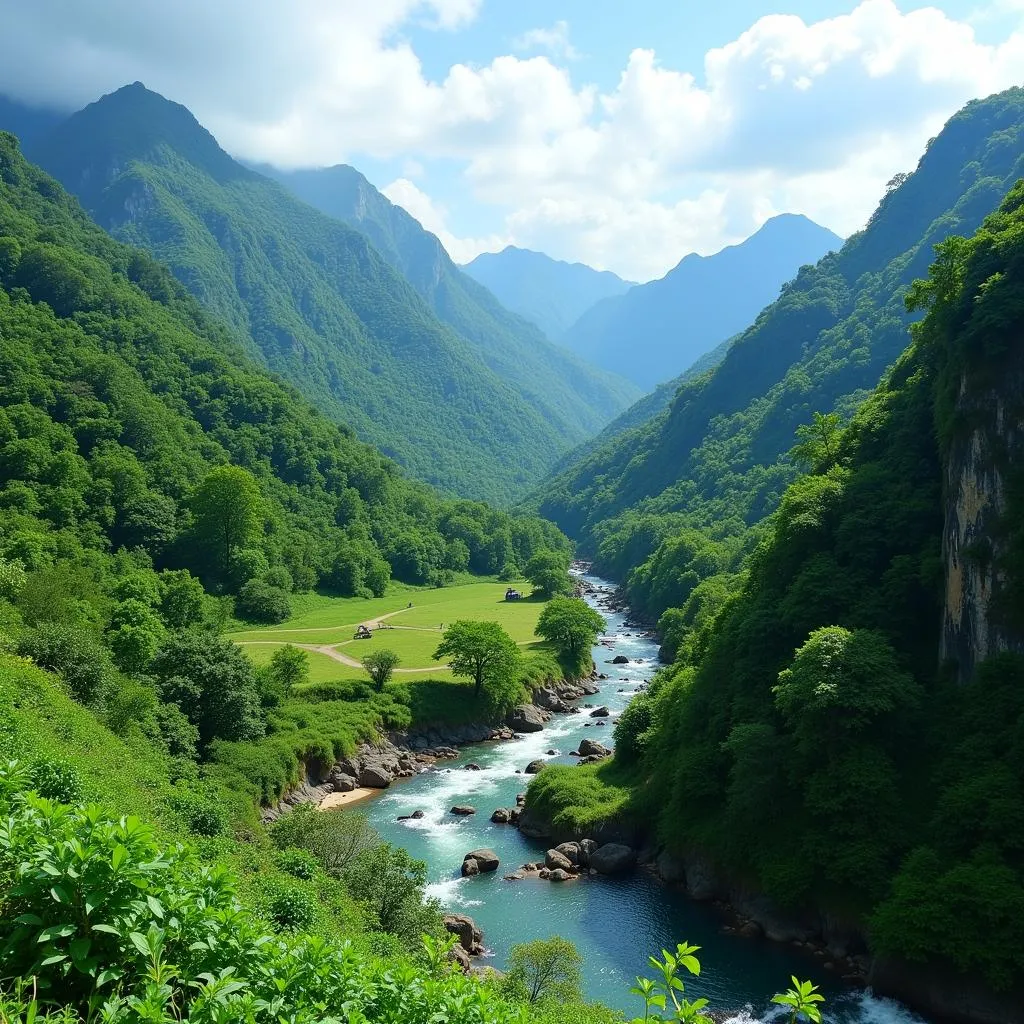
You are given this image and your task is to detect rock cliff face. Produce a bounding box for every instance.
[941,362,1024,680]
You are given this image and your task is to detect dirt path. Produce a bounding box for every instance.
[233,607,413,637]
[235,639,447,673]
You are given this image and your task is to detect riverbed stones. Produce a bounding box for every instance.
[444,913,484,955]
[504,871,525,881]
[464,763,481,771]
[462,857,480,876]
[589,706,610,718]
[549,868,571,882]
[490,808,512,823]
[358,762,393,788]
[612,655,629,664]
[590,843,637,874]
[507,704,545,733]
[578,739,611,757]
[544,848,573,871]
[555,842,581,865]
[450,804,476,815]
[524,759,546,774]
[331,773,357,792]
[462,848,500,873]
[578,839,597,867]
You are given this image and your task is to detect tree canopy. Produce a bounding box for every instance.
[434,620,520,702]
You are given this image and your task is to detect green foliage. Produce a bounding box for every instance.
[524,550,573,598]
[628,942,710,1024]
[525,761,634,835]
[504,936,583,1005]
[789,412,842,473]
[236,578,292,624]
[341,843,444,946]
[189,465,263,585]
[16,624,114,706]
[434,620,521,704]
[269,805,378,876]
[363,648,401,691]
[267,644,310,696]
[151,632,265,749]
[275,847,319,881]
[535,597,604,674]
[772,978,825,1024]
[28,758,83,804]
[530,86,1024,626]
[31,86,639,506]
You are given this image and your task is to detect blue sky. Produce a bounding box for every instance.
[1,0,1022,279]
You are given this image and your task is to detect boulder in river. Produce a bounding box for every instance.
[545,848,573,872]
[589,706,611,718]
[612,655,629,664]
[590,843,637,874]
[358,763,393,788]
[461,857,480,876]
[450,805,476,815]
[490,808,512,823]
[578,838,598,867]
[463,848,500,873]
[444,913,484,954]
[549,868,571,882]
[578,739,611,757]
[524,759,546,774]
[507,704,545,733]
[464,763,482,771]
[555,842,581,865]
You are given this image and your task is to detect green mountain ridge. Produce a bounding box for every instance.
[24,83,634,505]
[257,162,641,438]
[461,244,634,341]
[559,213,843,389]
[530,86,1024,604]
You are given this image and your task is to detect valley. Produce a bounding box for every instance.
[0,17,1022,1024]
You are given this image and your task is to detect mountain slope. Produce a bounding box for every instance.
[561,214,842,389]
[529,86,1024,588]
[461,245,634,340]
[262,163,641,427]
[26,84,625,504]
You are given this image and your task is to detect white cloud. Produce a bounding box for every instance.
[382,177,511,263]
[0,0,1022,278]
[512,20,580,60]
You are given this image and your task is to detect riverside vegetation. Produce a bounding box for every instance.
[524,92,1024,1019]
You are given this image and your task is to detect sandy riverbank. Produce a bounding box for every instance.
[318,787,381,810]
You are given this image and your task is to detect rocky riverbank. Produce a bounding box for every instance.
[260,677,597,824]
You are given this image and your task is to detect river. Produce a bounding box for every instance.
[357,574,928,1024]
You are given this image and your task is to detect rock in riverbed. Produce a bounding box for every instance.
[462,848,500,874]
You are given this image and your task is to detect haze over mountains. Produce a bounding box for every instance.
[560,214,843,389]
[11,83,640,505]
[462,246,634,341]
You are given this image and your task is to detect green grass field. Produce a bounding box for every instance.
[233,581,550,685]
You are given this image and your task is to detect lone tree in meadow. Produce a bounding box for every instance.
[363,648,401,691]
[434,620,520,701]
[535,596,605,666]
[523,550,573,598]
[190,465,263,583]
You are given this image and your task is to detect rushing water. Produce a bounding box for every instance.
[355,574,927,1024]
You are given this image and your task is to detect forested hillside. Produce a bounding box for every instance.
[266,164,640,420]
[608,184,1024,1014]
[560,214,841,389]
[531,86,1024,623]
[0,131,568,621]
[462,245,633,341]
[23,84,632,504]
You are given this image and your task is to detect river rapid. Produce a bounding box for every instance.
[356,573,928,1024]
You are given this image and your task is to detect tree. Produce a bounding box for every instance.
[0,556,27,601]
[524,550,573,598]
[341,843,443,944]
[269,644,309,694]
[789,411,842,474]
[189,466,263,584]
[235,579,291,624]
[505,936,583,1005]
[363,648,400,691]
[159,569,207,630]
[270,805,378,875]
[535,596,605,664]
[434,620,520,701]
[151,632,265,748]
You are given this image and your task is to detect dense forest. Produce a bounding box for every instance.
[21,84,637,505]
[530,86,1024,627]
[602,184,1024,1002]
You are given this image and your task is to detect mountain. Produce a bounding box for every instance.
[529,86,1024,610]
[605,188,1024,1021]
[0,129,566,602]
[23,84,637,505]
[261,162,640,426]
[461,246,634,341]
[560,214,842,390]
[0,95,65,147]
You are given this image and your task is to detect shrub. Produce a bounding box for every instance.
[276,846,319,880]
[29,758,83,804]
[236,579,292,624]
